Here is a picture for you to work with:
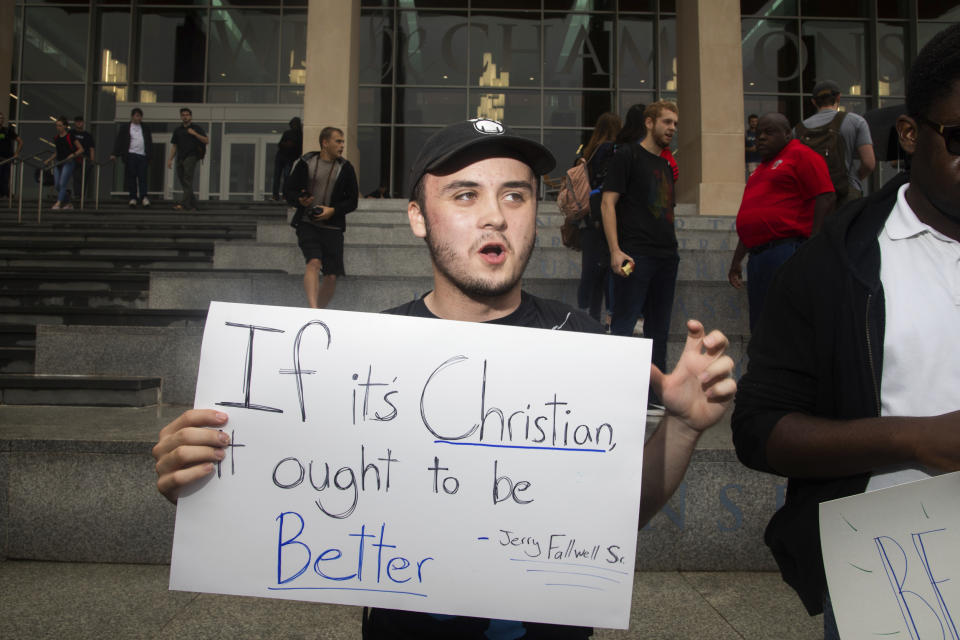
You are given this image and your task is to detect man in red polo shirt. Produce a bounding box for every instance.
[728,112,835,330]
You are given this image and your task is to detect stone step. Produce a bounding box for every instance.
[0,288,149,308]
[256,220,739,251]
[0,374,162,407]
[0,268,150,292]
[0,253,213,270]
[0,347,35,373]
[0,239,215,257]
[34,322,749,406]
[0,227,257,242]
[0,306,206,328]
[148,271,748,335]
[0,324,36,347]
[0,404,779,572]
[213,242,735,282]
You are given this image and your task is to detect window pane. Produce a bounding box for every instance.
[396,87,468,124]
[21,7,90,82]
[358,125,391,197]
[545,1,616,9]
[659,15,677,91]
[543,90,613,128]
[877,0,909,19]
[281,10,307,85]
[470,12,541,88]
[469,89,542,127]
[740,0,797,17]
[138,9,206,83]
[97,10,131,87]
[877,22,907,98]
[18,84,85,122]
[799,0,870,17]
[360,9,395,84]
[618,91,656,118]
[279,86,305,104]
[394,126,442,196]
[919,22,957,50]
[136,85,204,104]
[472,0,542,8]
[617,16,654,89]
[543,13,614,89]
[742,19,802,94]
[800,21,867,97]
[206,86,277,103]
[742,94,802,130]
[917,2,960,20]
[359,86,392,125]
[208,9,281,84]
[618,0,656,10]
[397,10,467,86]
[93,85,130,121]
[542,128,584,181]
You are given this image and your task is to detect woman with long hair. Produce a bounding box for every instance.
[576,111,621,324]
[48,115,84,210]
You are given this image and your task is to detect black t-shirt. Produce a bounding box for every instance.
[54,133,78,162]
[372,291,599,639]
[71,130,95,160]
[171,124,206,159]
[602,143,678,258]
[0,125,18,157]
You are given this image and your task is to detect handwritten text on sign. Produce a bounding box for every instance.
[820,472,960,639]
[170,302,651,629]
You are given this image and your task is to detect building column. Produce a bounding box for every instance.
[304,0,361,173]
[0,0,14,119]
[676,0,745,216]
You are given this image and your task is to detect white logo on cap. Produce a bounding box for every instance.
[471,119,504,135]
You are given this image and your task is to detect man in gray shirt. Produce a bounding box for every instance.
[796,80,875,205]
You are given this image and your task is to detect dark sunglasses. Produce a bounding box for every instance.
[916,114,960,155]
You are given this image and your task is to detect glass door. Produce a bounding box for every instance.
[221,134,273,201]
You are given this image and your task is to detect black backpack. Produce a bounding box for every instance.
[796,111,849,200]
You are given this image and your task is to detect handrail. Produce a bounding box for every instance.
[18,154,55,223]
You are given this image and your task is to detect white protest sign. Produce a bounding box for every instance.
[170,301,651,629]
[820,472,960,639]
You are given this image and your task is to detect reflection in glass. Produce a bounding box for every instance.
[280,86,306,104]
[97,9,131,103]
[138,9,206,84]
[22,7,90,82]
[358,126,390,197]
[542,128,587,178]
[543,13,613,89]
[360,10,395,85]
[618,17,654,89]
[739,0,797,17]
[468,90,542,127]
[18,84,85,123]
[618,91,655,118]
[208,9,280,84]
[470,12,541,88]
[136,85,204,104]
[93,85,126,121]
[281,11,308,85]
[544,91,613,129]
[206,86,278,104]
[397,88,468,125]
[877,22,907,98]
[359,86,392,125]
[800,21,866,97]
[397,11,467,86]
[742,19,802,93]
[659,16,676,91]
[742,95,801,130]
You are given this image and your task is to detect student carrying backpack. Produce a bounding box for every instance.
[795,110,849,202]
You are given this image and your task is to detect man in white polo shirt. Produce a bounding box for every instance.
[732,23,960,640]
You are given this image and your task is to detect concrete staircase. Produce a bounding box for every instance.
[0,199,785,580]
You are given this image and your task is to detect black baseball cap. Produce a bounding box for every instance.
[812,80,841,98]
[406,119,556,199]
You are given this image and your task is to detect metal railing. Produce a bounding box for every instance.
[5,149,118,223]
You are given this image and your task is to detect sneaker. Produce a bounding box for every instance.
[647,402,665,417]
[141,197,151,208]
[128,198,137,207]
[61,203,73,210]
[50,201,61,210]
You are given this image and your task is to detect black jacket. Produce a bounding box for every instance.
[731,172,909,615]
[285,152,358,232]
[112,121,153,160]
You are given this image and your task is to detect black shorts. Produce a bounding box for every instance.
[296,224,345,275]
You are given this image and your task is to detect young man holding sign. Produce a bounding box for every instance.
[153,119,736,638]
[732,24,960,639]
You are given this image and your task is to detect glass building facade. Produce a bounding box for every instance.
[6,0,959,200]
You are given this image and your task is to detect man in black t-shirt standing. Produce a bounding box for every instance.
[600,101,680,411]
[167,107,208,211]
[152,119,736,639]
[0,112,23,198]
